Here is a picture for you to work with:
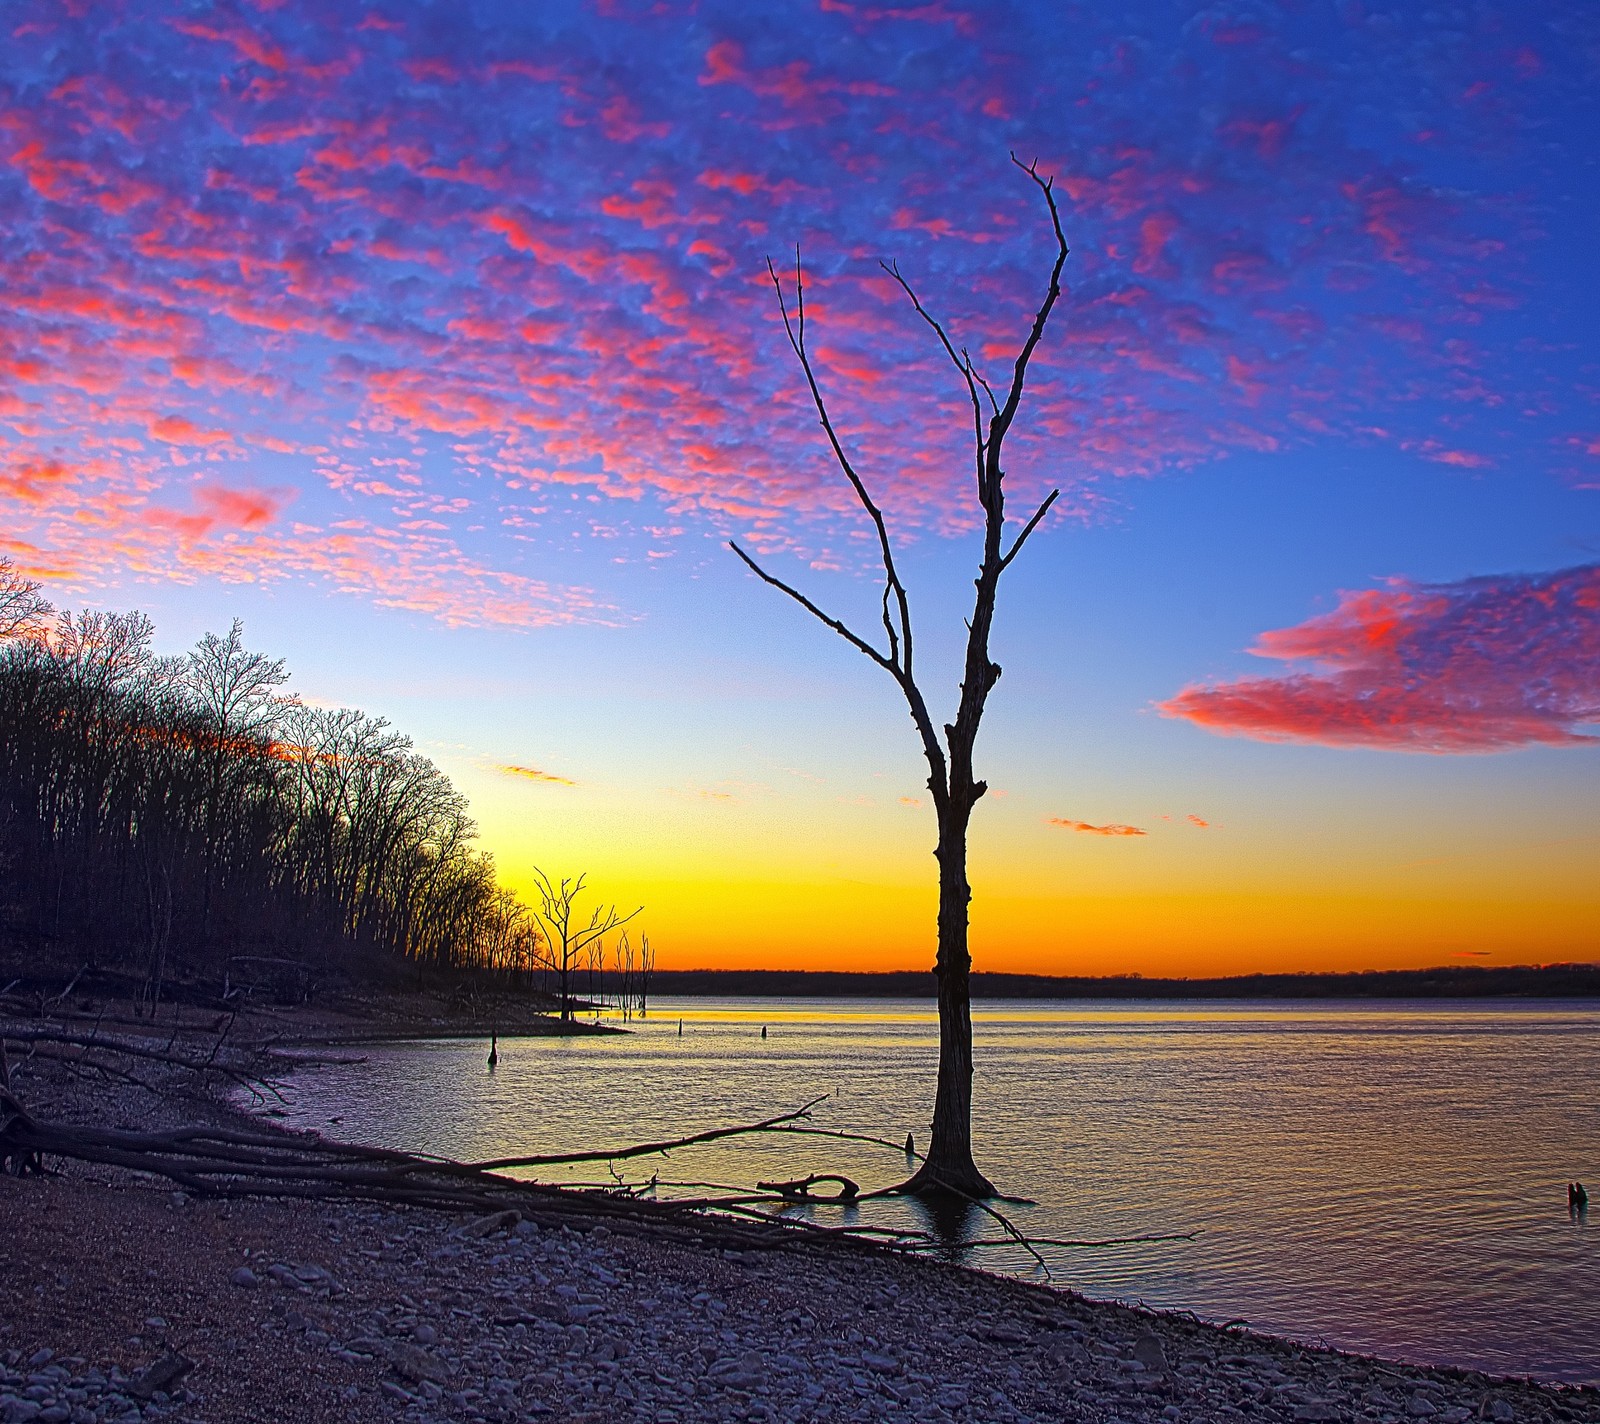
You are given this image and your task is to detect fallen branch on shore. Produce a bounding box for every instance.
[0,1020,288,1101]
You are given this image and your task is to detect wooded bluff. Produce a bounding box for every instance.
[0,573,541,999]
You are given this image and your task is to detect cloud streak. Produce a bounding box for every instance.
[1160,565,1600,753]
[499,764,576,786]
[1048,818,1147,837]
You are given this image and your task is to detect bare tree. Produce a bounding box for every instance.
[616,930,636,1022]
[638,933,654,1017]
[0,559,51,642]
[184,620,290,940]
[731,157,1069,1197]
[528,870,640,1022]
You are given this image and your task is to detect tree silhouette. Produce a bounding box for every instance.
[0,559,51,641]
[528,869,640,1021]
[731,157,1069,1197]
[186,618,290,940]
[0,595,553,997]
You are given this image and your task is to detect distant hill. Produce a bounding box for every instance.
[642,963,1600,1000]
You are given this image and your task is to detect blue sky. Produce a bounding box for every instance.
[2,0,1596,969]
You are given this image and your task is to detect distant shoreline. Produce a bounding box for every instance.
[640,962,1600,1000]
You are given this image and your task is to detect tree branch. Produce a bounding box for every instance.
[730,541,952,816]
[968,356,1000,418]
[729,541,898,678]
[768,253,915,679]
[463,1096,830,1172]
[880,259,987,498]
[989,155,1071,453]
[999,488,1060,571]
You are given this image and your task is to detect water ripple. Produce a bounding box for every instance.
[265,997,1598,1384]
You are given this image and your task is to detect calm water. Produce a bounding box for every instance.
[266,998,1600,1384]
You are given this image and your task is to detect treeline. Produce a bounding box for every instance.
[0,560,545,999]
[641,964,1600,1000]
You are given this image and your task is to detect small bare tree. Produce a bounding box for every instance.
[638,933,654,1017]
[528,870,639,1022]
[615,930,633,1022]
[731,157,1069,1197]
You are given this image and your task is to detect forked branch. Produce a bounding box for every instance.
[766,253,915,679]
[729,541,899,679]
[880,258,989,494]
[989,154,1071,455]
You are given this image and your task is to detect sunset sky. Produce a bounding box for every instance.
[3,1,1596,975]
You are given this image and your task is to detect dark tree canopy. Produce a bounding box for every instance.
[0,561,545,1000]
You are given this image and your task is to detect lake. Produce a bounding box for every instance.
[265,997,1599,1385]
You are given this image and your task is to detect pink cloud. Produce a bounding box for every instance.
[195,483,294,530]
[171,17,292,72]
[698,38,893,117]
[1160,565,1600,752]
[1134,211,1179,274]
[148,415,232,446]
[144,483,292,539]
[0,458,78,505]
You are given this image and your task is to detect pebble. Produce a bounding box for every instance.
[1132,1330,1168,1374]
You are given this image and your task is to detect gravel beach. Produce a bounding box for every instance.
[6,1174,1599,1424]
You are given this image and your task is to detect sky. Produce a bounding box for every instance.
[2,0,1597,976]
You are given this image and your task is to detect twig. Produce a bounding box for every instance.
[905,1231,1196,1251]
[42,969,85,1014]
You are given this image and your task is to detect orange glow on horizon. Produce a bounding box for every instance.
[496,861,1599,979]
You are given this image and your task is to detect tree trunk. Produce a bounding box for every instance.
[906,810,994,1197]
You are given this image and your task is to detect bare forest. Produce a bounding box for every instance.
[0,560,632,1009]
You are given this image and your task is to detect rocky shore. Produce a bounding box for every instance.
[3,998,1597,1424]
[6,1174,1598,1424]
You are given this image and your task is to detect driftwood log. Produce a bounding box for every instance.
[757,1172,860,1201]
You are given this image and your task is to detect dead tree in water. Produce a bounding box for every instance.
[528,870,639,1022]
[638,934,655,1016]
[731,157,1069,1198]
